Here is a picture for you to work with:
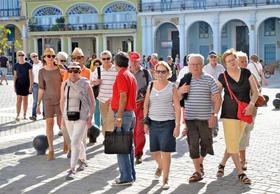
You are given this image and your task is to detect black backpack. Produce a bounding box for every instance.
[178,72,192,107]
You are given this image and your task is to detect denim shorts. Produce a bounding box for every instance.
[149,120,176,152]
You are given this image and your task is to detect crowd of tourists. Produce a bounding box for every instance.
[5,46,267,189]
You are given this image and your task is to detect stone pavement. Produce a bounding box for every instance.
[0,73,280,194]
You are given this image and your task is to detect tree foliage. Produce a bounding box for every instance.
[0,25,22,54]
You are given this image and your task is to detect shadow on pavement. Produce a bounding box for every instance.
[202,171,251,194]
[138,180,160,194]
[0,120,35,133]
[171,182,205,194]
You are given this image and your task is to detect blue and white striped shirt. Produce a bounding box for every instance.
[184,73,219,120]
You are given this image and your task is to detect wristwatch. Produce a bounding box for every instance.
[211,113,218,117]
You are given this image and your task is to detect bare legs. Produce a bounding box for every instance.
[16,95,28,119]
[152,151,171,182]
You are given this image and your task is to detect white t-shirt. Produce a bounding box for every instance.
[247,62,263,83]
[203,63,225,81]
[32,62,43,84]
[176,66,189,83]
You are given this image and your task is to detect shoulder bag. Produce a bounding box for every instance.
[223,73,253,124]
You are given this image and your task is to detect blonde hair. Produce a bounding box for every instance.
[155,61,172,79]
[17,50,25,57]
[100,50,112,59]
[222,48,238,64]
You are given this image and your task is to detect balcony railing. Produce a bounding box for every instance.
[139,0,280,12]
[0,8,20,17]
[28,21,137,32]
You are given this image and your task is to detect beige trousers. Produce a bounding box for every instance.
[99,101,114,135]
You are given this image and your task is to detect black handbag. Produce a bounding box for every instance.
[93,66,101,98]
[104,127,133,154]
[66,86,81,121]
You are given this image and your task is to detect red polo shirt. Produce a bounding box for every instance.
[111,68,137,111]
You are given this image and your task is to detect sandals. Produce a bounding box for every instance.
[154,168,162,180]
[241,161,247,171]
[238,173,251,184]
[189,172,203,183]
[200,164,204,176]
[216,164,225,177]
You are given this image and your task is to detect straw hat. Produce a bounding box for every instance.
[72,47,84,57]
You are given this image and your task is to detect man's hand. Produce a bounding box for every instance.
[208,115,217,129]
[114,118,122,128]
[93,79,101,86]
[179,83,190,94]
[173,125,180,138]
[36,106,41,114]
[144,124,149,134]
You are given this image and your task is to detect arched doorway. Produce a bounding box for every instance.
[258,17,280,65]
[187,21,213,61]
[4,24,22,69]
[155,22,179,61]
[221,19,249,55]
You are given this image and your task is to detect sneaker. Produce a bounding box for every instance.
[58,131,63,136]
[135,156,142,165]
[76,160,88,171]
[29,116,37,121]
[112,178,133,186]
[15,116,20,121]
[162,182,170,190]
[154,168,162,180]
[67,150,71,159]
[65,170,75,180]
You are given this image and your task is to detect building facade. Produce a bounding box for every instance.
[0,0,28,66]
[139,0,280,65]
[25,0,140,58]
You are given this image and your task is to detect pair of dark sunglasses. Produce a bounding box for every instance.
[46,55,55,59]
[68,69,80,74]
[155,70,167,74]
[102,57,111,61]
[18,54,25,57]
[60,60,66,62]
[32,55,38,58]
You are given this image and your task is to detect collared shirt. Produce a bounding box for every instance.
[247,62,263,83]
[111,68,137,111]
[32,62,43,84]
[91,64,117,103]
[203,63,225,81]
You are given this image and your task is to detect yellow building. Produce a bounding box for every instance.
[25,0,141,58]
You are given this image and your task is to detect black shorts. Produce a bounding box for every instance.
[186,120,214,159]
[149,120,176,152]
[15,80,29,96]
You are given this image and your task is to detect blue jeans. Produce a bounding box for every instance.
[115,111,136,182]
[94,99,101,127]
[32,83,39,117]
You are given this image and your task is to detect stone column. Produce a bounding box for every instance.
[60,37,64,52]
[103,35,107,51]
[179,15,186,65]
[67,37,72,54]
[146,16,153,54]
[212,14,220,54]
[133,34,136,52]
[249,12,257,56]
[22,23,28,54]
[33,38,38,53]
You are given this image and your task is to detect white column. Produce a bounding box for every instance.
[60,37,64,52]
[133,34,137,52]
[179,15,186,65]
[95,36,100,57]
[67,37,72,54]
[22,24,28,54]
[33,38,38,53]
[212,15,220,54]
[249,12,257,56]
[103,35,107,51]
[141,16,147,56]
[146,16,153,54]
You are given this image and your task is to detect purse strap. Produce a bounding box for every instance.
[223,73,239,104]
[66,86,82,112]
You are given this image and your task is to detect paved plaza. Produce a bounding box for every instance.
[0,73,280,194]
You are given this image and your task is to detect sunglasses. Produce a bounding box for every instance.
[46,55,56,59]
[18,54,25,57]
[102,57,111,61]
[68,69,80,74]
[155,70,167,74]
[32,55,38,58]
[72,56,83,60]
[60,60,66,63]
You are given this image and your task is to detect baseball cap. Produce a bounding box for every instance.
[129,52,141,62]
[68,62,81,69]
[208,51,217,56]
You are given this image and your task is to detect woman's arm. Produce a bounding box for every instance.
[249,75,259,104]
[13,70,17,93]
[172,87,181,138]
[60,81,66,115]
[29,69,33,93]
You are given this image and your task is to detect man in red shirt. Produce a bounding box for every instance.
[111,51,137,186]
